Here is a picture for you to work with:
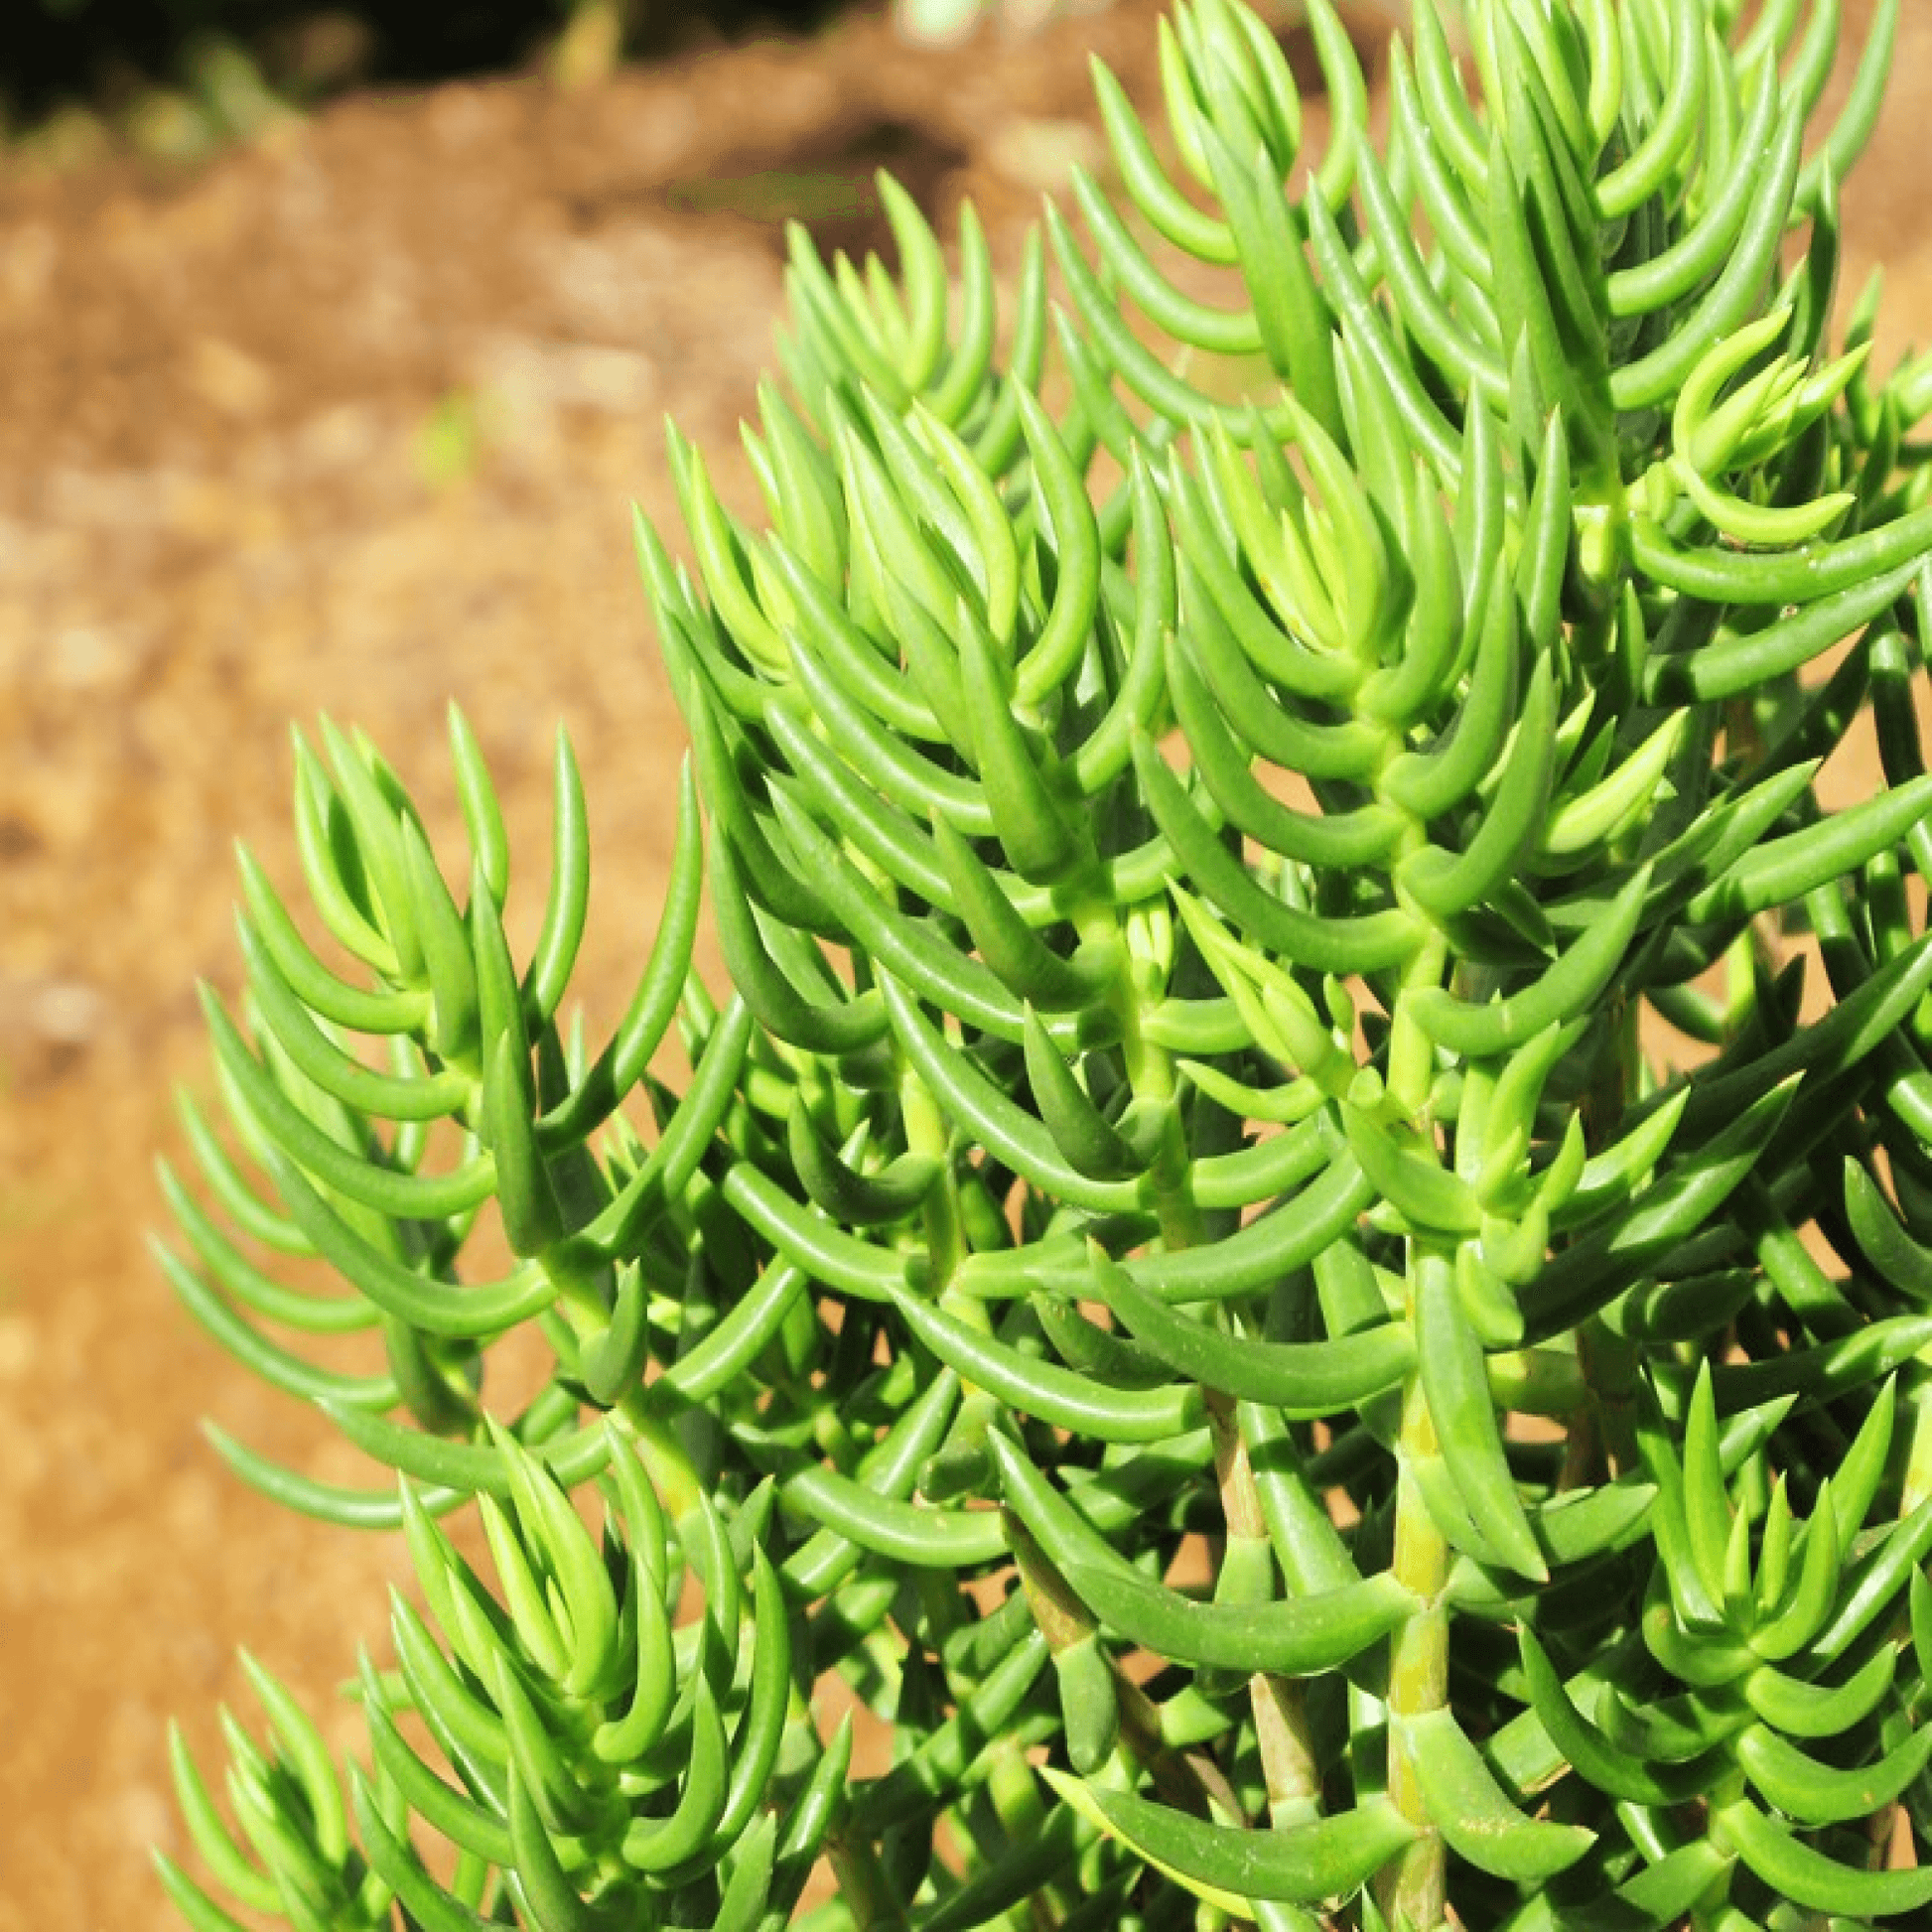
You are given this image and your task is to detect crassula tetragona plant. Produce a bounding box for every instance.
[152,0,1932,1926]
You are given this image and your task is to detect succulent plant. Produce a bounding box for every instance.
[154,1,1932,1925]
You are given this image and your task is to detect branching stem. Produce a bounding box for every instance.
[1378,1371,1450,1932]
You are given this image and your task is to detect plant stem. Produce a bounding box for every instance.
[1387,930,1450,1119]
[983,1737,1066,1929]
[1209,1394,1323,1820]
[1378,1369,1450,1932]
[1902,1378,1932,1517]
[613,1395,708,1522]
[1110,902,1207,1253]
[901,1058,967,1296]
[826,1829,911,1932]
[1569,988,1644,1481]
[1573,1316,1640,1477]
[1137,943,1325,1819]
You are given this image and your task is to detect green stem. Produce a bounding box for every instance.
[1902,1377,1932,1517]
[1569,986,1644,1482]
[611,1395,707,1522]
[1102,899,1205,1251]
[1573,1315,1640,1478]
[901,1058,967,1297]
[826,1830,911,1932]
[1388,928,1450,1119]
[1378,1363,1450,1931]
[983,1736,1058,1903]
[1121,933,1325,1826]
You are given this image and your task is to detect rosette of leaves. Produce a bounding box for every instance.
[158,1428,845,1931]
[159,1,1932,1927]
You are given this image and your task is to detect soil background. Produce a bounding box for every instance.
[0,4,1928,1925]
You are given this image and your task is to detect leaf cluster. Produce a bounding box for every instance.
[154,2,1932,1927]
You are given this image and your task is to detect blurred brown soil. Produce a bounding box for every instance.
[0,3,1928,1926]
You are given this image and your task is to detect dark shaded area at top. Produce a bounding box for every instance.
[7,0,840,119]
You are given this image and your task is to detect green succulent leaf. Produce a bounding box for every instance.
[1719,1797,1932,1918]
[1045,1770,1417,1909]
[157,3,1932,1928]
[1396,1708,1595,1879]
